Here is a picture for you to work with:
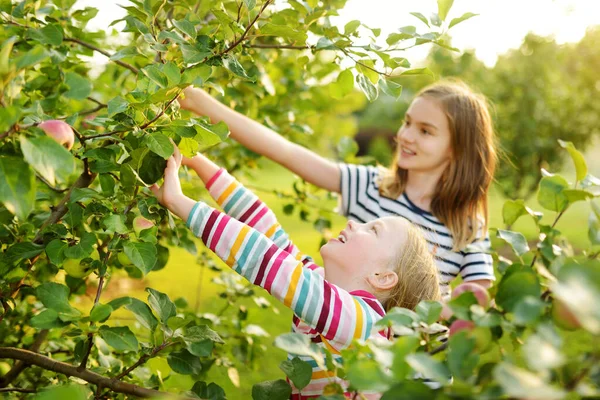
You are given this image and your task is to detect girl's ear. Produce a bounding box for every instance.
[366,271,398,291]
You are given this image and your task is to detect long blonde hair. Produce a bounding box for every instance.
[379,80,497,250]
[383,222,440,311]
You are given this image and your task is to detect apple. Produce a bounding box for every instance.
[133,216,154,237]
[449,319,476,337]
[552,299,581,330]
[117,251,133,267]
[452,282,491,308]
[38,120,75,150]
[0,361,11,376]
[63,249,99,278]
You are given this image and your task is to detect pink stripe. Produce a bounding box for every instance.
[208,213,229,250]
[248,205,269,227]
[264,250,288,292]
[254,244,278,286]
[205,168,224,190]
[239,199,261,223]
[324,286,343,340]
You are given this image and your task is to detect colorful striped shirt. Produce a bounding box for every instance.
[339,164,495,299]
[187,169,389,398]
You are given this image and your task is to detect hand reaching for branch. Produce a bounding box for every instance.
[150,145,195,221]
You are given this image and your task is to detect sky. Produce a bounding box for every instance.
[76,0,600,67]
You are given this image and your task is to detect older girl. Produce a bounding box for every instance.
[179,80,497,297]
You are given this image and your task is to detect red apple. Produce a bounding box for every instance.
[449,319,476,337]
[452,282,491,308]
[133,216,154,236]
[38,120,75,150]
[552,299,581,330]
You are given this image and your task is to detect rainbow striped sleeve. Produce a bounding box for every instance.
[186,202,377,345]
[205,168,312,264]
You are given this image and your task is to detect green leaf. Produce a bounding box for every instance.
[102,214,128,234]
[447,331,478,381]
[558,140,587,182]
[90,303,113,322]
[496,271,541,312]
[329,69,354,99]
[30,309,68,329]
[143,132,174,159]
[251,380,292,400]
[279,357,312,390]
[494,363,566,400]
[33,384,88,400]
[162,62,181,86]
[20,136,76,186]
[274,333,324,367]
[6,241,44,264]
[405,353,450,384]
[537,174,570,212]
[356,74,378,102]
[137,151,167,184]
[0,36,16,75]
[29,24,63,46]
[449,12,479,28]
[36,282,81,321]
[15,46,49,69]
[379,79,403,99]
[244,0,256,11]
[64,232,96,259]
[223,55,255,81]
[99,326,139,351]
[184,325,224,344]
[181,64,212,85]
[497,229,530,256]
[173,19,196,38]
[64,72,92,100]
[437,0,454,21]
[141,65,168,88]
[337,137,359,161]
[410,12,430,27]
[0,156,36,220]
[46,239,67,265]
[167,349,202,375]
[346,358,389,392]
[191,381,226,400]
[146,288,176,324]
[502,199,542,226]
[259,23,308,43]
[513,296,545,326]
[123,241,157,275]
[400,67,435,78]
[126,298,159,331]
[344,20,361,35]
[107,96,129,117]
[181,44,212,64]
[415,300,442,324]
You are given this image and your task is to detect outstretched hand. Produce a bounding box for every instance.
[150,144,196,221]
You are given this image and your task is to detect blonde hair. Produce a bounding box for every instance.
[383,222,441,311]
[379,79,497,251]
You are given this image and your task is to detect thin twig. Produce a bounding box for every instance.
[218,0,273,56]
[429,341,448,355]
[36,174,69,193]
[244,43,312,50]
[114,341,173,380]
[0,388,37,394]
[63,38,139,74]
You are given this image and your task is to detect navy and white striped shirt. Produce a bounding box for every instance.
[338,164,495,299]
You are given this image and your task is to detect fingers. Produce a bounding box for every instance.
[150,183,160,196]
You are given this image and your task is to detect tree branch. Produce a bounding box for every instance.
[0,388,37,394]
[63,38,139,74]
[244,43,311,50]
[218,0,273,56]
[114,341,173,380]
[0,330,48,388]
[0,347,183,398]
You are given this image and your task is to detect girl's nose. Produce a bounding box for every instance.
[398,126,415,142]
[347,220,356,231]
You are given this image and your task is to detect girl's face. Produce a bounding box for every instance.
[396,96,453,174]
[320,217,409,288]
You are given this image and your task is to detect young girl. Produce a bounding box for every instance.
[151,147,441,398]
[178,80,497,297]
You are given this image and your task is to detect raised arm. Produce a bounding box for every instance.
[178,87,341,193]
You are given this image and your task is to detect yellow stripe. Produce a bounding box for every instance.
[225,225,250,266]
[217,182,237,206]
[265,223,279,239]
[353,298,364,339]
[312,370,335,380]
[320,335,341,355]
[283,265,302,307]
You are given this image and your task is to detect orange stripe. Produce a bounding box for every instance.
[352,298,364,339]
[225,225,250,266]
[283,265,302,307]
[217,182,237,206]
[312,370,335,380]
[320,335,341,355]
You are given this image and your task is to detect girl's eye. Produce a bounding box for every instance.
[421,129,430,135]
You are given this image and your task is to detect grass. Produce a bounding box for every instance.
[107,153,596,397]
